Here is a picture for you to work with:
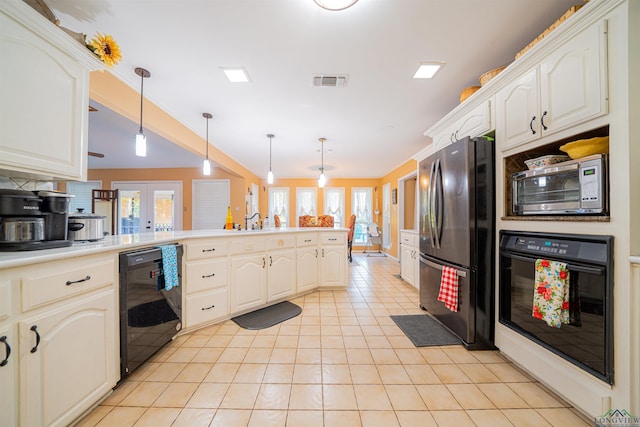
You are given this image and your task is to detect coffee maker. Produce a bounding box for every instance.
[0,189,73,251]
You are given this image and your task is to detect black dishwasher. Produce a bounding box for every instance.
[119,244,183,380]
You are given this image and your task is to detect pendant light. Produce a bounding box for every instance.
[202,113,212,175]
[134,67,150,157]
[267,133,275,184]
[318,137,327,188]
[313,0,358,11]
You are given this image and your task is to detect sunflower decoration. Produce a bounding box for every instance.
[87,33,122,68]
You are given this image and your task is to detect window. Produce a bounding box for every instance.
[324,187,345,227]
[352,187,373,244]
[296,187,317,226]
[192,179,230,230]
[268,187,290,227]
[250,183,259,217]
[66,180,102,213]
[383,183,391,248]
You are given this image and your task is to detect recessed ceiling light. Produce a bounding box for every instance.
[221,67,251,83]
[413,62,445,79]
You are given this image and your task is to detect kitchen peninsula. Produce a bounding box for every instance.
[0,227,347,427]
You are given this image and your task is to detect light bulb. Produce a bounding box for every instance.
[203,158,211,175]
[267,170,274,184]
[318,172,326,188]
[135,132,147,157]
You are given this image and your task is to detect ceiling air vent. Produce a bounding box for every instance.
[313,74,348,87]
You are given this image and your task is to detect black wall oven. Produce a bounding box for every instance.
[499,230,613,384]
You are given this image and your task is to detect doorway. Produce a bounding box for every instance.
[112,181,182,234]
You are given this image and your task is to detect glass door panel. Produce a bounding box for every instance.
[113,182,182,235]
[154,190,175,231]
[120,190,141,234]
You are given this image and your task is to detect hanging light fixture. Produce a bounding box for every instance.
[134,67,150,157]
[318,137,327,188]
[202,113,212,175]
[267,134,275,184]
[313,0,358,11]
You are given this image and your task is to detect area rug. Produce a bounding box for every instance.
[390,314,461,347]
[232,301,302,330]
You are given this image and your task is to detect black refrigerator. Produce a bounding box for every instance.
[418,136,495,349]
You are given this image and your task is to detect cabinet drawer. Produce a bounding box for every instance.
[185,259,228,294]
[320,232,346,245]
[229,237,267,254]
[400,232,416,246]
[296,233,318,247]
[185,239,229,260]
[185,288,229,328]
[268,235,296,250]
[21,256,115,312]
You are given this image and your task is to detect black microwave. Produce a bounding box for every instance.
[512,154,607,215]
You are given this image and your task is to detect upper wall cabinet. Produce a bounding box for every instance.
[429,98,494,151]
[0,2,103,181]
[497,21,608,152]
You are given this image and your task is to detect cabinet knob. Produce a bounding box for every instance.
[0,336,10,367]
[541,110,548,130]
[30,325,41,354]
[529,116,537,135]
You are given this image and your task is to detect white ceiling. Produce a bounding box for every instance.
[47,0,580,178]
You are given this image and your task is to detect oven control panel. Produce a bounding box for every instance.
[500,232,611,265]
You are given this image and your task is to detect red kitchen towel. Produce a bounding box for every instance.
[437,266,459,312]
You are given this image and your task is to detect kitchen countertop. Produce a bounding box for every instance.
[0,227,348,269]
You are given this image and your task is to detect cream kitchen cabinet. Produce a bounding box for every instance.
[497,20,607,151]
[296,233,319,293]
[230,253,266,313]
[1,253,118,427]
[0,324,16,427]
[184,239,230,329]
[0,2,103,181]
[18,290,115,427]
[266,235,296,302]
[319,232,347,288]
[429,98,494,151]
[400,231,419,289]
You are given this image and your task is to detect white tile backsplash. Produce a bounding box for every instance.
[0,176,55,191]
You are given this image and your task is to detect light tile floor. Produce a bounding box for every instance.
[77,254,591,427]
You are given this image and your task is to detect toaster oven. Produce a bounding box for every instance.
[512,154,607,215]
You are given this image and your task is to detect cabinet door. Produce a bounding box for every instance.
[297,246,319,293]
[400,245,415,286]
[0,324,16,427]
[413,251,420,290]
[432,125,456,151]
[185,288,229,328]
[455,100,493,140]
[0,8,92,181]
[267,249,296,302]
[19,290,116,427]
[319,246,347,288]
[539,21,607,137]
[496,68,539,151]
[230,254,266,313]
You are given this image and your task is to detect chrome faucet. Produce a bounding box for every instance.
[245,212,261,230]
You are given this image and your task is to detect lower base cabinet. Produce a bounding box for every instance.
[0,324,16,427]
[267,249,296,301]
[19,289,116,427]
[230,254,267,313]
[319,245,347,288]
[296,246,319,293]
[185,288,229,328]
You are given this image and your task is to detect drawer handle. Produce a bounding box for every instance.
[263,257,266,268]
[202,273,216,278]
[315,249,318,258]
[541,110,548,130]
[201,304,216,311]
[269,256,273,267]
[30,325,40,353]
[529,115,536,135]
[66,275,90,286]
[202,248,216,252]
[304,239,311,243]
[328,238,337,241]
[0,336,10,367]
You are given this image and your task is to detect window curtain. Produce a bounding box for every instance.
[324,187,344,227]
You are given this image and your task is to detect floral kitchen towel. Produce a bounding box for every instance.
[532,259,570,328]
[437,265,459,312]
[158,244,179,291]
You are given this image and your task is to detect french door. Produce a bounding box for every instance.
[112,181,182,234]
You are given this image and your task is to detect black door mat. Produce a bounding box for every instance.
[232,301,302,330]
[390,314,461,347]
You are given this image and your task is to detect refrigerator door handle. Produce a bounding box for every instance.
[419,255,467,278]
[434,158,443,249]
[427,160,437,248]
